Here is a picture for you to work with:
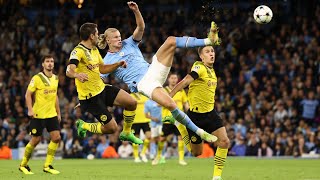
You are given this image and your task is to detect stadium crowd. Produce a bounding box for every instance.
[0,0,319,159]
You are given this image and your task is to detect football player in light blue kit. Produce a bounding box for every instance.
[99,1,221,143]
[144,99,163,165]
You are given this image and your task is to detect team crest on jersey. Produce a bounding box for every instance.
[119,52,125,56]
[191,135,197,142]
[100,115,108,121]
[193,65,200,72]
[70,50,78,59]
[31,129,37,134]
[30,78,35,87]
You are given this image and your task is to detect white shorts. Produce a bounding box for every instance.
[151,125,163,138]
[137,55,171,99]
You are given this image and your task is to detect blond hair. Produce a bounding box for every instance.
[97,28,118,49]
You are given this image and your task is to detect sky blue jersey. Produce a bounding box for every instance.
[144,99,162,128]
[101,36,149,92]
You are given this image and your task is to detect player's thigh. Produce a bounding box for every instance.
[45,117,60,133]
[80,97,113,125]
[141,123,151,139]
[155,36,176,64]
[212,127,229,148]
[29,118,45,136]
[102,85,121,107]
[131,123,142,136]
[113,88,137,110]
[151,88,176,110]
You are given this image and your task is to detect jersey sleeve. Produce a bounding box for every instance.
[69,48,82,65]
[190,62,205,79]
[124,36,140,47]
[27,76,38,92]
[98,52,104,64]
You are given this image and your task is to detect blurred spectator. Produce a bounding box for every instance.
[102,142,119,159]
[117,141,133,158]
[197,143,214,158]
[96,135,109,158]
[258,142,273,157]
[0,141,12,159]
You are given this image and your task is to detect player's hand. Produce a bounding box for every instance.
[57,114,62,122]
[75,73,88,83]
[28,109,34,118]
[118,60,127,68]
[127,1,139,11]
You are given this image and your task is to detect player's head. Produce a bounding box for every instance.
[41,54,54,72]
[168,73,179,86]
[98,28,121,50]
[79,22,99,46]
[198,46,215,66]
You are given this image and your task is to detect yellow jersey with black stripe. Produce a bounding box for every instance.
[188,61,217,113]
[130,93,150,123]
[162,86,188,117]
[69,44,105,100]
[27,72,58,119]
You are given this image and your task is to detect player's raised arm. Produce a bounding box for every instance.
[99,60,127,74]
[128,1,145,41]
[169,74,194,98]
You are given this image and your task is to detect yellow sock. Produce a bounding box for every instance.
[123,110,135,133]
[133,143,139,158]
[20,143,34,166]
[141,138,150,155]
[82,122,102,134]
[178,140,185,161]
[175,122,191,152]
[157,141,164,159]
[44,141,59,168]
[213,147,228,177]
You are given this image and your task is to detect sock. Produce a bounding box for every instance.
[123,110,135,134]
[171,108,205,137]
[82,122,102,134]
[174,121,191,152]
[157,141,164,159]
[133,143,139,158]
[141,138,150,155]
[44,141,59,168]
[176,37,206,48]
[150,142,157,158]
[20,143,34,166]
[213,147,228,177]
[178,140,185,161]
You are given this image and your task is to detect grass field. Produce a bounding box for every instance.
[1,157,319,180]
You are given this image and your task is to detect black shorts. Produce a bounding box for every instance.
[29,116,60,136]
[187,109,224,144]
[79,85,120,125]
[162,123,180,136]
[132,123,150,135]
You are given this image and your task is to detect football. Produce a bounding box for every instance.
[253,5,273,24]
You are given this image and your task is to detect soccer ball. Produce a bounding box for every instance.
[253,5,273,24]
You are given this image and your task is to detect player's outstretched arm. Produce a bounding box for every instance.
[99,60,127,74]
[128,1,145,41]
[169,74,194,98]
[66,64,88,82]
[55,96,61,121]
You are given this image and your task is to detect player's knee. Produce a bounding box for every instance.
[125,99,137,111]
[164,36,177,47]
[31,136,41,146]
[164,101,176,111]
[191,149,202,157]
[219,138,230,149]
[51,135,61,143]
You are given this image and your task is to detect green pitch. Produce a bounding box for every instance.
[1,158,319,180]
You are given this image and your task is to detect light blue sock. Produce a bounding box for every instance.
[175,36,206,48]
[150,142,156,158]
[171,108,200,134]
